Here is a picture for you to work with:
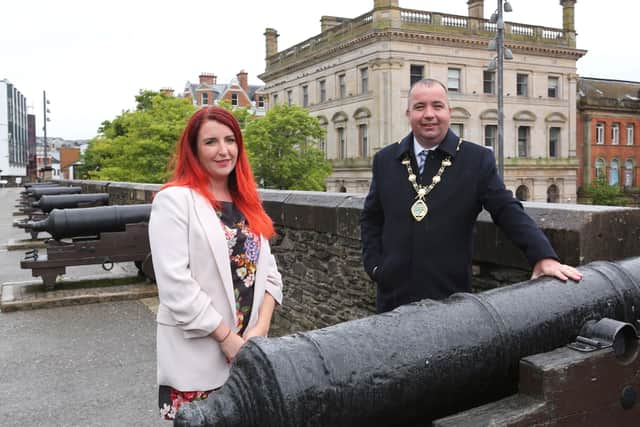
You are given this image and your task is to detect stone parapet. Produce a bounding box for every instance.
[59,180,640,333]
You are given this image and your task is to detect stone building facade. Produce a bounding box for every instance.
[258,0,585,202]
[576,77,640,190]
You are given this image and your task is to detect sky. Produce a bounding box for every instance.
[2,0,637,140]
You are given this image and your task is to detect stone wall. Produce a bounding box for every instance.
[60,180,640,335]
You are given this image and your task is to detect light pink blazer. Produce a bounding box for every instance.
[148,186,283,391]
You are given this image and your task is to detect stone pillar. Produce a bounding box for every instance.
[264,28,279,58]
[373,0,401,27]
[467,0,484,18]
[568,73,578,158]
[560,0,577,47]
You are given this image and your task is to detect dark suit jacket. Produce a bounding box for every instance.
[360,129,558,313]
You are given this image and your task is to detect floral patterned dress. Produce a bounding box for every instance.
[159,201,260,420]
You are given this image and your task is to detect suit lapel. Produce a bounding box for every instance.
[190,190,237,323]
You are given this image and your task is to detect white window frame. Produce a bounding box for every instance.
[612,123,620,145]
[548,76,559,98]
[626,124,634,145]
[516,73,528,97]
[448,68,461,93]
[596,123,605,144]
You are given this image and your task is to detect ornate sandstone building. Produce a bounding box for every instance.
[259,0,585,202]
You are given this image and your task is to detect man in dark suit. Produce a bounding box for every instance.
[360,78,582,313]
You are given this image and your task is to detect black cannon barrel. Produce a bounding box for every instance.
[30,204,151,240]
[28,186,83,200]
[32,193,110,213]
[175,258,640,426]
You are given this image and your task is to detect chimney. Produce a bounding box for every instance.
[560,0,577,47]
[199,73,216,85]
[264,28,279,58]
[160,87,175,97]
[467,0,484,19]
[236,70,249,92]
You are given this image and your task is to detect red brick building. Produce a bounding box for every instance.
[182,70,267,115]
[577,77,640,189]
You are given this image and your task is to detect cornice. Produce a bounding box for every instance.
[261,28,586,83]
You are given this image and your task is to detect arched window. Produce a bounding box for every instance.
[609,159,619,186]
[515,185,529,201]
[625,159,634,187]
[595,158,605,179]
[547,185,559,203]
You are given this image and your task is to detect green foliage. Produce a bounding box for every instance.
[582,176,629,206]
[243,104,331,191]
[80,91,196,183]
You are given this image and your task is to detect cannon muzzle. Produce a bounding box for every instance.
[175,258,640,426]
[31,193,110,213]
[30,204,151,240]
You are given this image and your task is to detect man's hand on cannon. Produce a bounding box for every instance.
[531,258,583,282]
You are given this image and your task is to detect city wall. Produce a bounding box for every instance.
[61,179,640,334]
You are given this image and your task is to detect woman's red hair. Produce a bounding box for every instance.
[162,106,274,238]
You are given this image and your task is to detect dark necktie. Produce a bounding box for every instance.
[417,150,428,175]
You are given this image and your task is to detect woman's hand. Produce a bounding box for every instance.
[219,332,245,362]
[242,323,269,341]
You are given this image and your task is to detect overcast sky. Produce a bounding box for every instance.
[2,0,637,140]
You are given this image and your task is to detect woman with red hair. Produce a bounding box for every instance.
[148,106,283,420]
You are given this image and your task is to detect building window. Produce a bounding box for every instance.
[202,93,209,105]
[518,126,530,157]
[484,124,497,149]
[258,96,265,108]
[549,127,560,158]
[360,67,369,94]
[338,74,346,98]
[358,124,368,157]
[627,124,635,145]
[410,65,424,87]
[287,90,292,106]
[319,80,326,103]
[547,185,559,203]
[337,127,346,160]
[548,76,559,98]
[231,93,238,106]
[595,158,605,179]
[625,159,634,187]
[516,185,529,201]
[483,71,495,95]
[612,123,620,145]
[516,73,528,96]
[450,123,464,138]
[273,94,278,105]
[302,85,309,107]
[448,68,461,93]
[596,123,605,144]
[610,159,620,186]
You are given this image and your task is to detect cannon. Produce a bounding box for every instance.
[175,258,640,426]
[26,185,82,200]
[13,193,111,238]
[20,204,154,289]
[33,193,110,213]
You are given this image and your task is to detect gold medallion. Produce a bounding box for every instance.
[411,199,428,221]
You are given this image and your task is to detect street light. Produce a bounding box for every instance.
[487,0,513,179]
[42,91,51,178]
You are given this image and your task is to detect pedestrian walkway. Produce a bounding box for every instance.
[0,187,163,426]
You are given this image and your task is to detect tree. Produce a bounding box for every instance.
[80,91,196,183]
[243,104,331,191]
[582,176,628,206]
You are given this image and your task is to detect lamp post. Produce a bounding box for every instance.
[487,0,513,179]
[42,90,51,178]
